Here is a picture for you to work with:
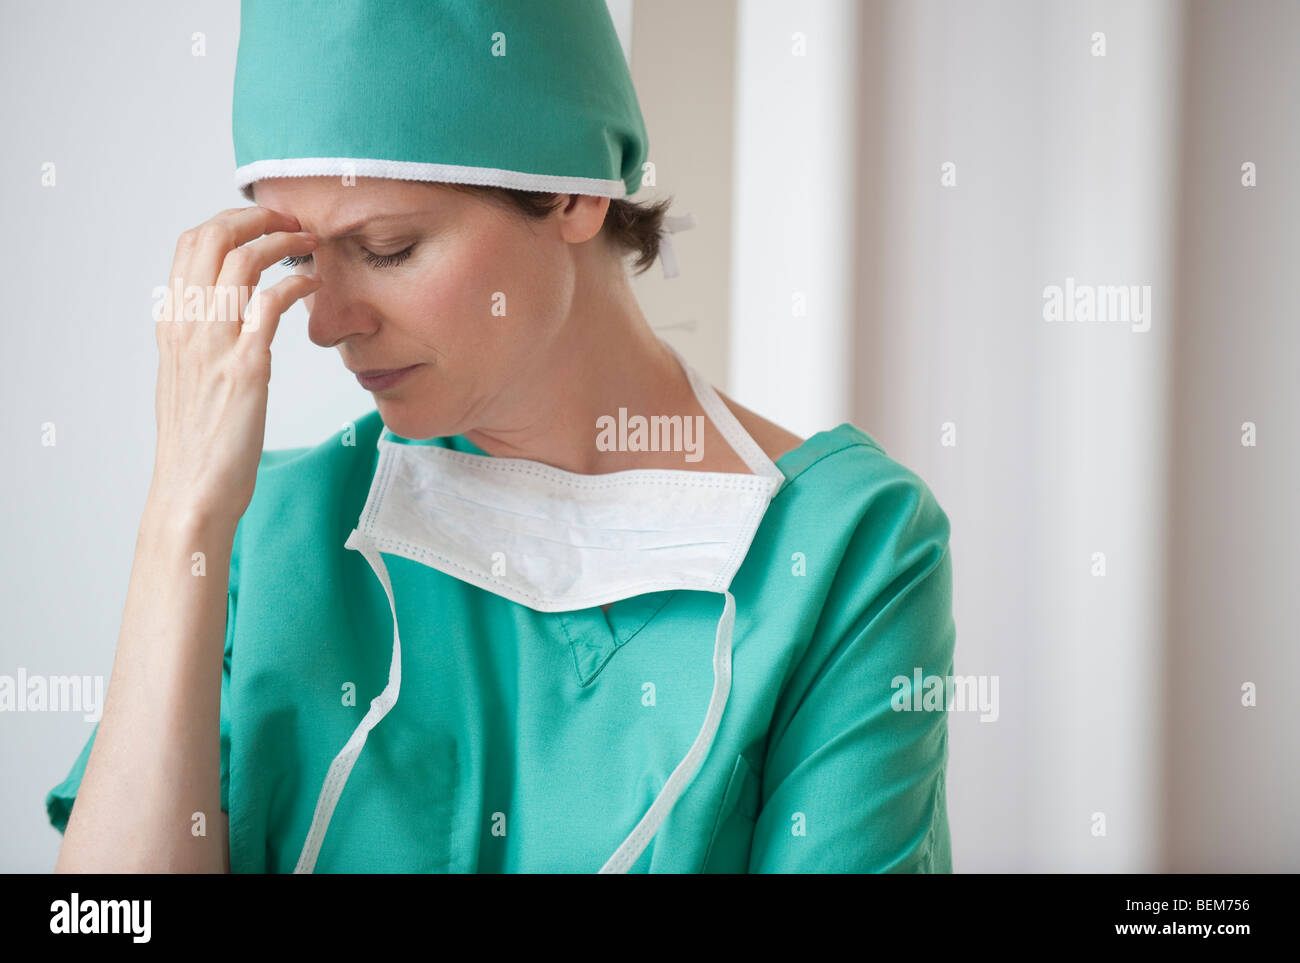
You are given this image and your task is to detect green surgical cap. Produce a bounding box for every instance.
[232,0,649,200]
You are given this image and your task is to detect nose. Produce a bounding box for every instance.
[302,260,380,349]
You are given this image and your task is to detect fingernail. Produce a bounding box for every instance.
[305,272,321,282]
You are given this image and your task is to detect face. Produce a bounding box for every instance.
[251,176,609,440]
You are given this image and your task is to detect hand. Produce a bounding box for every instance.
[149,206,321,527]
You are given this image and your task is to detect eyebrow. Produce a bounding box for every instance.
[314,212,424,242]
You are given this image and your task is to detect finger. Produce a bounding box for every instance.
[168,228,197,294]
[211,231,317,322]
[187,206,303,287]
[238,272,322,348]
[167,207,249,290]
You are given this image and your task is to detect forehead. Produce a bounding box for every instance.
[252,177,456,232]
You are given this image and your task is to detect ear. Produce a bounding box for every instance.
[557,193,610,245]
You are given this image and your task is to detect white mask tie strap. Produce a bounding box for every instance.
[599,588,735,872]
[657,212,697,279]
[293,528,402,873]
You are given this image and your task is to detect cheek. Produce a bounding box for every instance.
[396,225,563,351]
[458,218,566,325]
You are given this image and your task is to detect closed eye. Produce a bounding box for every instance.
[281,244,415,270]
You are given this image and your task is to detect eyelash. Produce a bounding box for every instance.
[282,244,415,270]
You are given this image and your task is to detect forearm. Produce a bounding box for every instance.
[54,498,235,873]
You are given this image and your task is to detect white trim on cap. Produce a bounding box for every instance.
[233,157,628,199]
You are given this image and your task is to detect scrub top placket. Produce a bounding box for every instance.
[556,590,679,686]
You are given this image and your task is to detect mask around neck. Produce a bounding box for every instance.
[357,435,780,612]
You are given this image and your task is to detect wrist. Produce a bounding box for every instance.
[141,489,241,540]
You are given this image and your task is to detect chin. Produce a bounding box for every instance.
[373,399,448,442]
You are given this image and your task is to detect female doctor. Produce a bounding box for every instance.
[48,0,957,873]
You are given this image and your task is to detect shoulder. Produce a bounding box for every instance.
[761,415,951,567]
[716,390,806,464]
[766,424,955,694]
[716,390,949,547]
[718,390,944,515]
[252,408,386,477]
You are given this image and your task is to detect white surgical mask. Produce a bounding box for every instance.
[293,340,785,873]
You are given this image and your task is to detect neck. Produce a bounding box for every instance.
[461,254,736,475]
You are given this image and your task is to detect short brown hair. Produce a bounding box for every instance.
[441,183,675,277]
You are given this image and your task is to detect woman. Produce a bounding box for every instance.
[47,0,956,873]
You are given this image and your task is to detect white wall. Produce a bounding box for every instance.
[1164,0,1300,872]
[730,0,859,437]
[890,0,1179,873]
[628,0,740,385]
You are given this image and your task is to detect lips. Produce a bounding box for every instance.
[352,363,422,392]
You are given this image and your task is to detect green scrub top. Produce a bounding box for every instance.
[45,407,956,873]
